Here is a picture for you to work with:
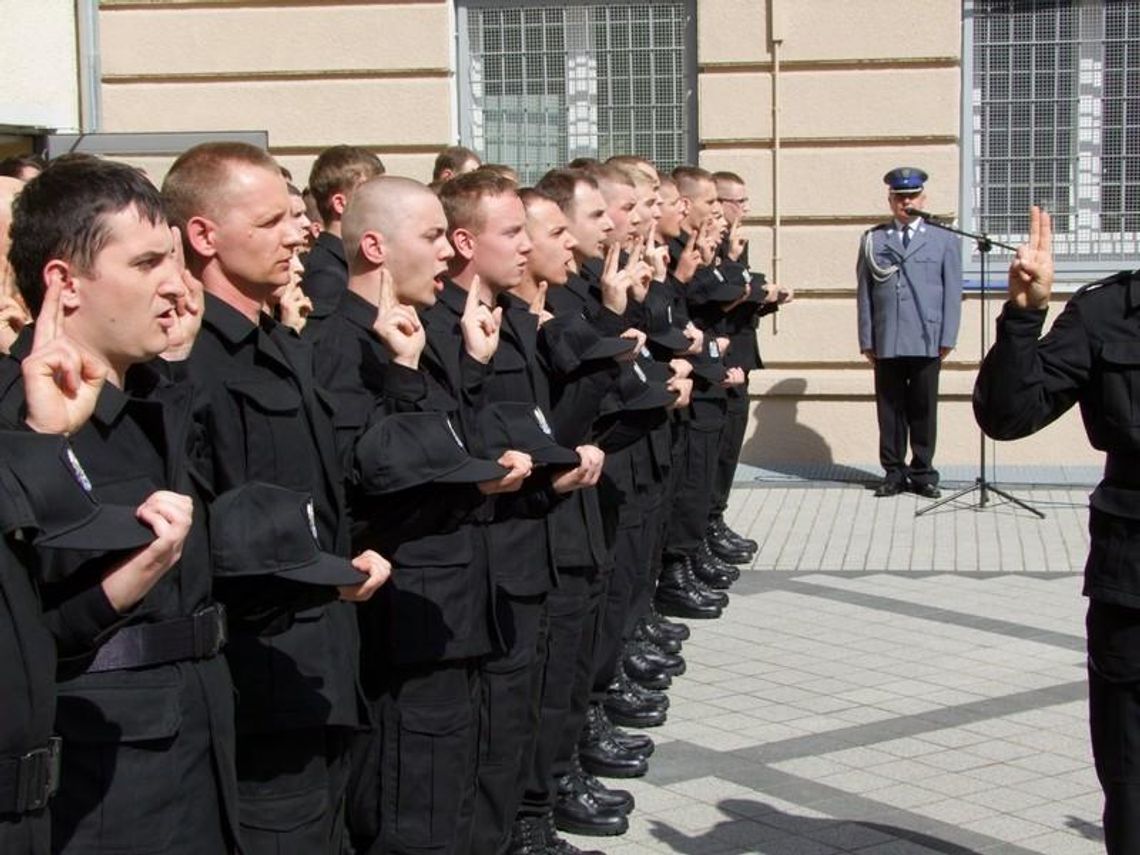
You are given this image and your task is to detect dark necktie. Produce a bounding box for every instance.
[901,226,911,248]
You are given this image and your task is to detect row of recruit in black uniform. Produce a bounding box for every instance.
[0,147,789,855]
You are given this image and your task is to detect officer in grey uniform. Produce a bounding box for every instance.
[856,167,962,497]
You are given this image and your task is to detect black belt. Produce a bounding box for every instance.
[1105,454,1140,488]
[85,604,227,674]
[0,738,60,815]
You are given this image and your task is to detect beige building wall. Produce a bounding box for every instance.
[696,0,1100,470]
[89,0,1098,471]
[97,0,456,185]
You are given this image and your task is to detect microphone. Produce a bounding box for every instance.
[903,207,942,222]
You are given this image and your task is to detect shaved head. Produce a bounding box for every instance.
[343,176,439,271]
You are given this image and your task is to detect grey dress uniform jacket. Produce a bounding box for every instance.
[856,220,963,358]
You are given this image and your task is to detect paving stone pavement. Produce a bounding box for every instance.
[563,482,1103,854]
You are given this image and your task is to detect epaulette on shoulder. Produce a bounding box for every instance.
[1072,270,1131,299]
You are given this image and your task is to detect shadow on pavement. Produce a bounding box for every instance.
[646,796,990,854]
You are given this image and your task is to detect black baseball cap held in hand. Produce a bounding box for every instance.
[0,434,156,551]
[645,299,691,353]
[356,411,510,494]
[541,312,636,374]
[600,361,679,415]
[210,482,366,587]
[477,401,581,467]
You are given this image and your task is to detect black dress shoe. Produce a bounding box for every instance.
[649,604,690,641]
[710,517,759,552]
[873,480,904,497]
[621,647,672,689]
[912,482,941,499]
[546,811,613,851]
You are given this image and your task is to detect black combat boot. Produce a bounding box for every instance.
[655,556,723,619]
[578,704,648,778]
[648,603,690,641]
[544,812,611,852]
[709,516,758,552]
[605,671,667,728]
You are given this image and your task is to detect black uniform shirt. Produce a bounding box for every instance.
[311,289,493,666]
[301,231,349,322]
[975,271,1140,605]
[186,293,361,732]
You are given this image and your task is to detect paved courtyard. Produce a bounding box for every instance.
[566,477,1104,854]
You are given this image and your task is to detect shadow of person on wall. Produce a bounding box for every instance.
[740,377,881,485]
[647,796,995,854]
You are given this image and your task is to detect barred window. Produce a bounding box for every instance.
[456,0,695,184]
[965,0,1140,277]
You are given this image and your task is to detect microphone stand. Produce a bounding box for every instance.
[910,213,1045,519]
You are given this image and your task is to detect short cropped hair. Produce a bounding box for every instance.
[475,163,519,184]
[432,145,481,182]
[307,145,385,223]
[577,161,635,191]
[8,157,166,315]
[162,141,280,234]
[712,170,745,186]
[671,165,715,198]
[534,168,597,215]
[438,170,518,234]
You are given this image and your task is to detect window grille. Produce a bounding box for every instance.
[456,0,695,184]
[964,0,1140,277]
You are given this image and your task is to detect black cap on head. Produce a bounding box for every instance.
[356,411,509,494]
[210,483,365,587]
[541,312,635,374]
[0,434,156,552]
[477,402,580,467]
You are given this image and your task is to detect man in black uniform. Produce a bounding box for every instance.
[707,171,790,560]
[312,175,524,855]
[0,282,195,855]
[435,171,605,853]
[302,145,385,322]
[974,206,1140,855]
[2,156,240,854]
[163,142,388,854]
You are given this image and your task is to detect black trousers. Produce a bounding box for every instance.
[1087,599,1140,855]
[664,422,722,557]
[472,591,548,855]
[873,356,941,487]
[710,387,750,522]
[591,520,643,698]
[518,567,601,817]
[236,726,351,855]
[53,659,234,855]
[349,659,480,855]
